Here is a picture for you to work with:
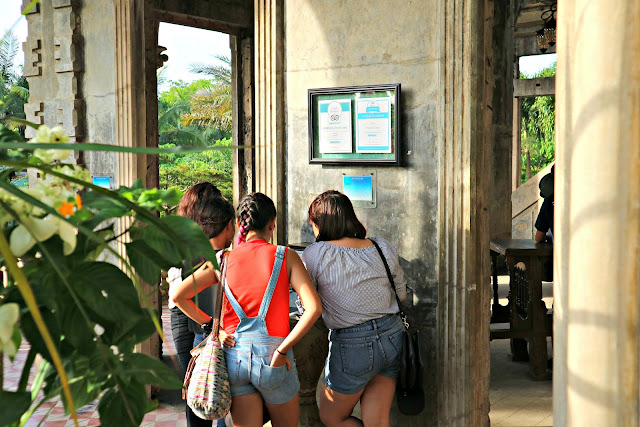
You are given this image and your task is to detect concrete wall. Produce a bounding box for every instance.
[284,1,440,422]
[81,0,117,182]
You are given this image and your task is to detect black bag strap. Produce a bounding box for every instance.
[369,238,409,329]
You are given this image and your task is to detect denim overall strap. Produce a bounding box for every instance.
[224,277,247,320]
[257,245,286,320]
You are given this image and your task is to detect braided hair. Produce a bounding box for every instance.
[236,192,277,245]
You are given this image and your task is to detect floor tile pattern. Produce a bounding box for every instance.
[3,305,187,426]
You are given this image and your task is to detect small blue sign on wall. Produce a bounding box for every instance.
[343,172,377,208]
[92,176,112,189]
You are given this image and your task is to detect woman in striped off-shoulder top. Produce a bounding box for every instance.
[302,190,407,427]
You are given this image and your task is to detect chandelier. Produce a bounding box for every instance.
[536,3,557,53]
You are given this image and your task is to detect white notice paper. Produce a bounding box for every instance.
[318,99,352,153]
[355,97,392,153]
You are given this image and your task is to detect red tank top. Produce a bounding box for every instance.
[221,239,291,337]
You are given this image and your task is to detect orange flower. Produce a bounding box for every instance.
[57,201,75,217]
[75,193,82,210]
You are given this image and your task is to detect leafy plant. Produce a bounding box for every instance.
[0,30,29,132]
[0,123,219,426]
[520,62,556,183]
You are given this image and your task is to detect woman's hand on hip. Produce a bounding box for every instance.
[219,330,236,348]
[270,351,291,370]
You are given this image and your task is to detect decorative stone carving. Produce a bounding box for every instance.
[53,0,79,8]
[54,35,83,73]
[21,0,40,14]
[24,102,45,125]
[22,39,42,77]
[54,7,78,35]
[54,100,84,140]
[157,45,168,69]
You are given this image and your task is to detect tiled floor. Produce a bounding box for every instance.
[3,305,187,427]
[489,275,554,426]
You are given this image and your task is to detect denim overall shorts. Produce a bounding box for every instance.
[222,245,300,404]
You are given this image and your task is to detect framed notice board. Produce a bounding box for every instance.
[308,83,401,165]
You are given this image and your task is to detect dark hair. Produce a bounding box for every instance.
[177,182,234,238]
[236,192,277,244]
[308,190,366,241]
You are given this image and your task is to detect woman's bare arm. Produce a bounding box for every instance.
[269,249,322,368]
[169,261,219,325]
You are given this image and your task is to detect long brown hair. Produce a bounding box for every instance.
[308,190,366,241]
[177,182,234,238]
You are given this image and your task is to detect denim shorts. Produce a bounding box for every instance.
[223,337,300,405]
[324,313,403,395]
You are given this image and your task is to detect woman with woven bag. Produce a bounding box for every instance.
[173,192,322,427]
[302,190,408,426]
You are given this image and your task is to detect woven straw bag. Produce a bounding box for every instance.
[183,254,232,420]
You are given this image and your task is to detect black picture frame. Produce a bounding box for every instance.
[308,83,401,165]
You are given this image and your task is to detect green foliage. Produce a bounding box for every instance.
[0,125,219,426]
[520,62,556,183]
[159,139,232,199]
[0,30,29,132]
[157,57,233,198]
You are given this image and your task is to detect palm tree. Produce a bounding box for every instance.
[180,55,232,132]
[0,30,29,131]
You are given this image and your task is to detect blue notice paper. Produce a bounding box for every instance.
[92,176,111,189]
[343,175,373,202]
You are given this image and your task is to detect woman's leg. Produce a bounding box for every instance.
[359,375,396,427]
[318,384,364,427]
[170,307,195,375]
[264,394,299,427]
[230,393,263,427]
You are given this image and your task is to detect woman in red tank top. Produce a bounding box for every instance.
[173,192,321,427]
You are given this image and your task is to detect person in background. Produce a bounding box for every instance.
[172,192,322,427]
[535,164,555,243]
[167,181,235,427]
[302,190,407,427]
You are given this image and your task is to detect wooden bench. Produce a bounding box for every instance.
[490,239,553,380]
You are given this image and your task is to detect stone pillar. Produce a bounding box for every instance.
[437,0,492,424]
[253,0,285,243]
[489,0,514,239]
[554,1,640,425]
[22,0,84,176]
[113,0,161,359]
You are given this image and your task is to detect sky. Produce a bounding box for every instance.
[157,22,230,89]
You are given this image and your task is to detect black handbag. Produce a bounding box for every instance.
[370,239,425,416]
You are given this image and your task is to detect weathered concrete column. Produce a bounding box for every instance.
[489,0,515,240]
[554,1,640,425]
[253,0,285,243]
[113,0,161,359]
[437,0,492,424]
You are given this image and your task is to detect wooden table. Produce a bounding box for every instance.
[490,239,553,380]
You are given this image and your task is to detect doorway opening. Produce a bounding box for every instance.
[156,22,233,202]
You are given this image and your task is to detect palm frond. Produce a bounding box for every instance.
[0,31,20,79]
[10,85,29,101]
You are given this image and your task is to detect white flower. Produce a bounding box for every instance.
[93,324,105,336]
[49,126,69,143]
[9,215,77,257]
[33,125,51,143]
[110,345,119,355]
[0,303,20,358]
[53,216,77,255]
[31,125,71,163]
[10,216,58,257]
